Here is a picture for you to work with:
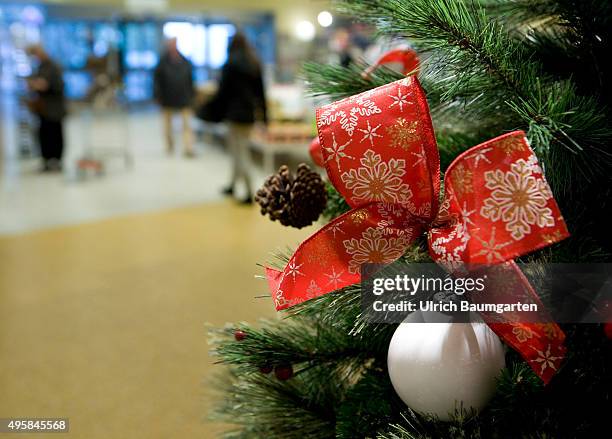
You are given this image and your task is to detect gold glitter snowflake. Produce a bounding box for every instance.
[343,227,411,274]
[385,118,418,150]
[450,163,474,197]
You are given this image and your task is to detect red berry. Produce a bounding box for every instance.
[274,365,294,381]
[259,364,273,374]
[604,323,612,340]
[234,330,247,341]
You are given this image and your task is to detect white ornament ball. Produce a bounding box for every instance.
[387,312,505,421]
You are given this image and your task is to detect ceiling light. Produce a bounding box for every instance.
[295,20,316,41]
[317,11,333,28]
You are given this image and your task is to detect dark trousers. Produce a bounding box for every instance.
[38,117,64,162]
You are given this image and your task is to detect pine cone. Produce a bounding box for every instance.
[255,165,293,225]
[255,164,327,229]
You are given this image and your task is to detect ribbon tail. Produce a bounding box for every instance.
[265,203,420,311]
[488,322,566,385]
[430,131,570,383]
[473,261,566,384]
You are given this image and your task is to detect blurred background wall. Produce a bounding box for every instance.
[1,0,389,164]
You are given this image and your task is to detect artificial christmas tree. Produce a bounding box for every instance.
[210,1,611,437]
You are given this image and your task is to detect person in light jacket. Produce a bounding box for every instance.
[216,32,268,204]
[154,38,195,157]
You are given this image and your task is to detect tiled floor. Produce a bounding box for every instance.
[0,108,315,437]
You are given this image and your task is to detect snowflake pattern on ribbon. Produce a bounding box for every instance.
[343,227,411,274]
[317,89,382,137]
[386,118,419,150]
[341,150,412,203]
[480,158,555,240]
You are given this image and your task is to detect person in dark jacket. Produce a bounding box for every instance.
[26,45,67,172]
[216,32,268,204]
[154,38,195,157]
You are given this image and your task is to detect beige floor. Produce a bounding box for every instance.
[0,201,314,438]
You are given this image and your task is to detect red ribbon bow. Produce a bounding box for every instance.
[266,77,570,383]
[362,48,420,78]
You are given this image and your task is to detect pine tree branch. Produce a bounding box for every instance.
[322,181,351,221]
[482,0,560,27]
[486,0,612,103]
[337,0,538,100]
[210,315,385,374]
[303,63,505,170]
[303,61,405,101]
[337,0,612,188]
[211,370,338,439]
[336,367,402,438]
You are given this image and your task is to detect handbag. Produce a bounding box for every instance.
[26,96,46,115]
[196,94,225,123]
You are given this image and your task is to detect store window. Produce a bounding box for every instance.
[207,24,235,69]
[162,22,207,67]
[0,4,274,102]
[124,22,159,70]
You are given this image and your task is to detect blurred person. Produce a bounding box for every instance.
[26,45,67,172]
[330,28,364,68]
[331,29,354,67]
[154,38,195,157]
[214,32,268,204]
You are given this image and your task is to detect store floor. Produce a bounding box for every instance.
[0,108,269,235]
[0,106,314,437]
[0,201,314,438]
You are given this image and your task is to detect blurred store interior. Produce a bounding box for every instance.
[0,0,399,437]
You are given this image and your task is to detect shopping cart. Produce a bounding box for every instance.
[76,83,132,179]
